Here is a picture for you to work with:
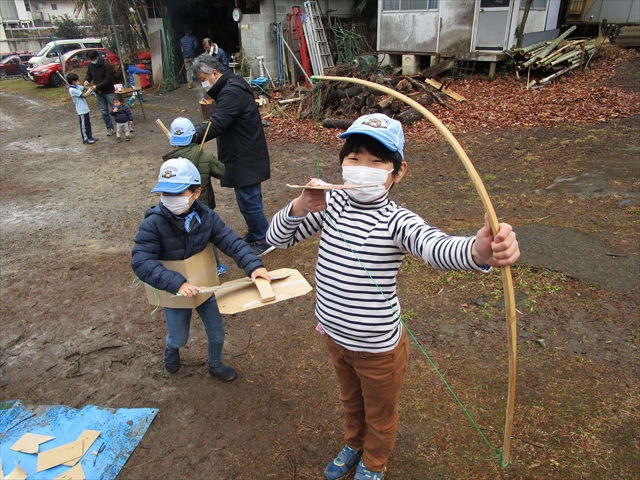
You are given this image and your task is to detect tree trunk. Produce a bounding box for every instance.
[516,0,535,49]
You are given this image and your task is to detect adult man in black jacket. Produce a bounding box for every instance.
[191,55,273,256]
[84,50,116,136]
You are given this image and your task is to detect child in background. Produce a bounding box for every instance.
[266,114,520,480]
[163,117,228,276]
[109,94,133,142]
[131,158,270,380]
[67,73,98,144]
[126,62,150,107]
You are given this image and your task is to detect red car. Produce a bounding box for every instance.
[30,48,120,87]
[0,54,32,79]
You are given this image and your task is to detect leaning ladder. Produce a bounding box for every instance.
[302,1,334,75]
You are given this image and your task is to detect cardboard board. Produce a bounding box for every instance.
[10,433,55,454]
[144,244,219,309]
[133,74,142,90]
[5,462,28,480]
[216,268,312,314]
[37,430,100,472]
[54,463,85,480]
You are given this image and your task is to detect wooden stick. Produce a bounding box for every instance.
[155,119,171,139]
[200,121,212,152]
[312,75,517,467]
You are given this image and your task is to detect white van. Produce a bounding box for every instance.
[28,38,104,70]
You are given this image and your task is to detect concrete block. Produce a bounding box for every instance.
[402,55,419,75]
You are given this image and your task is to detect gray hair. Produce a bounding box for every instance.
[191,54,224,77]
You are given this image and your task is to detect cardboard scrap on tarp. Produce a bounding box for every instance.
[0,400,158,480]
[9,432,55,454]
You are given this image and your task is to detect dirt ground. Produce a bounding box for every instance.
[1,60,638,480]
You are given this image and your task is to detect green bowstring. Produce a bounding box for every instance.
[311,79,506,466]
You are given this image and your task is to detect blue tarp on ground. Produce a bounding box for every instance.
[0,400,158,479]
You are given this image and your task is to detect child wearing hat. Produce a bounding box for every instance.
[266,114,520,479]
[132,157,270,380]
[162,117,228,275]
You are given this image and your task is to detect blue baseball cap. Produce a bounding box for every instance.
[339,114,405,159]
[170,117,196,146]
[151,157,201,194]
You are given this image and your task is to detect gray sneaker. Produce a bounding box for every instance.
[106,128,115,136]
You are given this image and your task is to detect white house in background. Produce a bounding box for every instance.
[377,0,563,75]
[1,0,91,53]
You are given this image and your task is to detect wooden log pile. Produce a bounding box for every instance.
[509,27,601,87]
[292,64,466,126]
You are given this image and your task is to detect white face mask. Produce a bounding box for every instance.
[342,166,393,203]
[161,192,194,215]
[201,80,211,89]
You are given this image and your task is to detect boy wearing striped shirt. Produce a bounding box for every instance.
[266,114,520,480]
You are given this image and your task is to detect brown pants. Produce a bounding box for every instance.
[324,330,410,471]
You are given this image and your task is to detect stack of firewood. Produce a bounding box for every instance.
[290,67,465,125]
[509,26,600,87]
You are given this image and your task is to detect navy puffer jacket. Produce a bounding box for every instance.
[131,200,264,294]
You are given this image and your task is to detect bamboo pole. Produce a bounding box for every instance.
[518,40,548,56]
[518,25,577,70]
[312,74,518,467]
[539,63,580,84]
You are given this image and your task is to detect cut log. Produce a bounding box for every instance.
[366,94,379,108]
[418,58,454,78]
[396,108,424,125]
[322,118,354,129]
[407,93,432,108]
[396,78,413,93]
[378,95,393,109]
[382,108,393,117]
[338,85,364,98]
[429,91,453,110]
[352,94,365,109]
[390,100,402,112]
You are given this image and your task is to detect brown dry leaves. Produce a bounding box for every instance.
[266,47,640,147]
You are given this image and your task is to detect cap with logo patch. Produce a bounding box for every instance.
[151,157,201,194]
[170,117,196,146]
[339,113,405,159]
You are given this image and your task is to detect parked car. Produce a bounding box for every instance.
[27,38,103,71]
[30,48,120,87]
[0,54,32,79]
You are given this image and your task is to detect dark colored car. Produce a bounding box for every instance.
[29,48,120,87]
[0,54,32,79]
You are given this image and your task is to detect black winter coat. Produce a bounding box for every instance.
[131,200,264,294]
[194,71,270,189]
[84,54,115,95]
[110,104,133,123]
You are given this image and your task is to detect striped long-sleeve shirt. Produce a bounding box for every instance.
[267,190,490,353]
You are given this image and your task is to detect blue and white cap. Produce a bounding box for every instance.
[170,117,196,146]
[151,157,201,194]
[339,113,405,159]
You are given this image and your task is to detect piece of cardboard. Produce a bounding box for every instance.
[54,463,86,480]
[216,268,312,314]
[5,462,28,480]
[254,278,276,302]
[61,429,99,466]
[133,74,142,90]
[37,430,100,472]
[10,432,55,454]
[144,244,219,309]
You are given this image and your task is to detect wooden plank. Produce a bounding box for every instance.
[255,278,276,303]
[423,78,467,102]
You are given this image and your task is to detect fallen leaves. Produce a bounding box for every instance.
[265,48,640,148]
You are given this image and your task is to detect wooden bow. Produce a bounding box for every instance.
[312,75,517,466]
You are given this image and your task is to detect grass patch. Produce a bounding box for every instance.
[0,76,69,107]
